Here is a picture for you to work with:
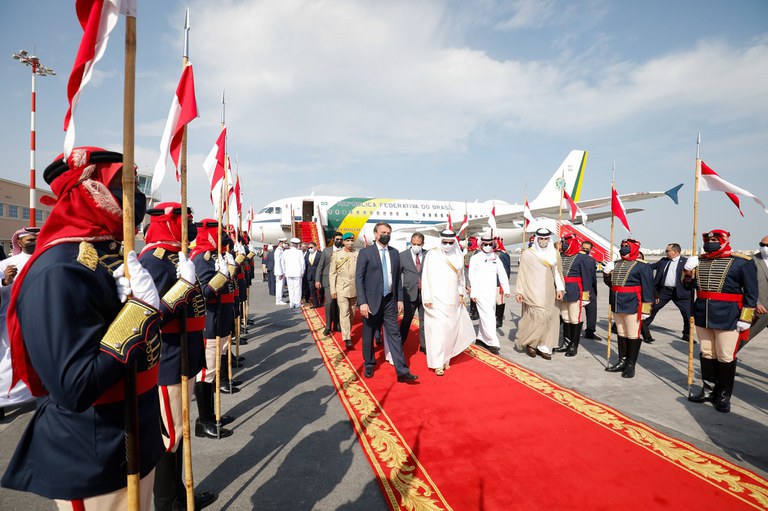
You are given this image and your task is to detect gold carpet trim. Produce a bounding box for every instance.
[467,346,768,510]
[304,308,450,511]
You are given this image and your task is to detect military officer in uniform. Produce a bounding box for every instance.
[553,232,594,357]
[330,233,359,349]
[684,229,758,413]
[1,147,196,509]
[190,219,235,438]
[602,238,654,378]
[139,203,216,510]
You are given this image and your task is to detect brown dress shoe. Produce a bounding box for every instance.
[526,346,537,358]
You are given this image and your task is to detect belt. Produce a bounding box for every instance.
[565,276,584,302]
[220,292,236,303]
[698,291,743,306]
[162,315,206,333]
[612,285,643,319]
[94,364,159,406]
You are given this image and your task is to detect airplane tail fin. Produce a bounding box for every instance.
[529,150,588,209]
[665,183,684,205]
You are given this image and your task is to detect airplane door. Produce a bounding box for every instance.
[280,203,293,227]
[302,201,314,222]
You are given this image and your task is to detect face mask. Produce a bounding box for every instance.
[334,240,343,248]
[761,246,768,258]
[560,241,569,252]
[537,239,549,249]
[619,246,631,256]
[582,247,591,254]
[187,222,198,241]
[411,245,422,255]
[109,188,147,227]
[309,248,315,254]
[22,241,36,255]
[378,234,390,245]
[441,243,454,253]
[703,241,721,253]
[482,245,493,253]
[268,246,273,251]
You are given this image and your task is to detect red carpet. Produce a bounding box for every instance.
[302,307,768,510]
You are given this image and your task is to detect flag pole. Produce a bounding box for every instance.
[687,133,701,396]
[606,162,616,366]
[521,186,528,247]
[557,170,564,239]
[214,91,225,439]
[121,9,141,511]
[223,153,234,390]
[178,9,195,510]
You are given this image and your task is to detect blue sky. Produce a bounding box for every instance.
[1,0,766,248]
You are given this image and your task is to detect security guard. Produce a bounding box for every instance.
[554,232,594,357]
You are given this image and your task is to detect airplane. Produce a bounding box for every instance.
[249,150,682,258]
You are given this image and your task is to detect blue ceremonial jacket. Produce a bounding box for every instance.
[561,252,595,303]
[604,258,655,315]
[192,250,235,338]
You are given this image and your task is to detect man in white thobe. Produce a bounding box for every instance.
[281,238,306,308]
[469,235,510,354]
[422,230,476,375]
[0,228,39,417]
[274,237,287,304]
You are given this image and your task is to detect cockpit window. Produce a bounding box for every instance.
[274,207,282,214]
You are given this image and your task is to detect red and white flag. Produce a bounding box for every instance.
[563,189,588,222]
[458,205,469,235]
[246,205,255,234]
[64,0,125,157]
[523,199,534,230]
[699,161,768,216]
[487,202,497,232]
[447,210,453,231]
[611,187,631,232]
[202,127,226,205]
[232,175,242,217]
[152,64,198,194]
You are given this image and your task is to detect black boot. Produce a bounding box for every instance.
[621,338,641,378]
[220,355,241,393]
[605,336,628,372]
[194,382,233,439]
[553,323,573,353]
[153,450,178,511]
[565,322,583,357]
[713,360,737,413]
[688,356,717,403]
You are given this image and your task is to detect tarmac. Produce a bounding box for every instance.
[1,255,766,510]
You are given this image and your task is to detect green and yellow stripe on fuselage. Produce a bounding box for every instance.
[324,197,396,240]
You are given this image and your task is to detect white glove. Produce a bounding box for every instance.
[602,261,615,274]
[176,252,196,283]
[235,242,246,255]
[225,252,236,266]
[215,255,229,277]
[736,320,751,332]
[684,256,699,271]
[641,313,651,321]
[582,301,591,307]
[113,251,161,309]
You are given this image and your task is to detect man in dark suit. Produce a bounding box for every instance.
[304,241,322,308]
[266,245,276,296]
[316,231,343,335]
[581,241,601,340]
[400,233,426,353]
[356,222,418,383]
[750,234,768,340]
[644,243,691,342]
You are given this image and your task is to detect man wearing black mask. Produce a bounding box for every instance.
[580,241,601,340]
[316,231,343,335]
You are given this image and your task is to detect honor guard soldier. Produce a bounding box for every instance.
[139,203,216,510]
[553,233,594,357]
[190,219,235,438]
[683,229,758,413]
[603,238,654,378]
[1,148,196,508]
[223,235,246,368]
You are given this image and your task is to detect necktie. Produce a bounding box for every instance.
[662,260,671,286]
[381,248,390,296]
[415,253,421,289]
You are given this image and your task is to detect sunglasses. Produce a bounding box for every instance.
[760,242,768,247]
[482,243,494,247]
[441,241,455,245]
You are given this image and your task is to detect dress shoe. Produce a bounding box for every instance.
[584,330,601,340]
[364,367,374,378]
[536,348,552,360]
[220,382,240,394]
[194,419,233,439]
[488,346,500,355]
[643,337,655,344]
[235,356,245,363]
[220,414,235,426]
[238,338,249,345]
[323,328,331,336]
[397,373,419,383]
[228,378,243,386]
[345,339,353,349]
[172,491,218,510]
[525,346,537,358]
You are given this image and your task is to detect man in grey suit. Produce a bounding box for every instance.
[400,233,427,353]
[316,231,343,335]
[750,234,768,340]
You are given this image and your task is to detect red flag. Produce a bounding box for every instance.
[487,202,497,232]
[64,0,122,156]
[563,189,588,222]
[699,161,768,216]
[447,210,453,231]
[523,199,534,230]
[611,187,631,232]
[246,205,255,234]
[233,176,242,217]
[202,127,226,204]
[152,64,198,194]
[458,205,469,235]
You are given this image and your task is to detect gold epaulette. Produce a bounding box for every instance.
[161,278,196,313]
[642,302,652,315]
[208,272,228,293]
[235,253,246,265]
[153,247,166,259]
[581,291,590,301]
[228,264,237,276]
[247,252,256,259]
[636,259,649,264]
[204,251,211,261]
[732,253,751,260]
[740,307,755,323]
[100,299,160,365]
[77,241,99,271]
